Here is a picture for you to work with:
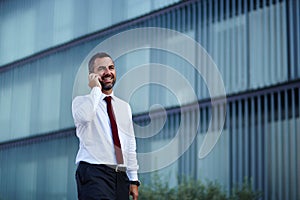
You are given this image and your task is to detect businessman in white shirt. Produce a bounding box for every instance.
[72,52,140,200]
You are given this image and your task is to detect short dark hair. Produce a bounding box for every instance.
[88,52,113,73]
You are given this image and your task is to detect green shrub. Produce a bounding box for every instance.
[230,178,262,200]
[137,173,177,200]
[138,175,261,200]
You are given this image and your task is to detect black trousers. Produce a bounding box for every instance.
[76,161,130,200]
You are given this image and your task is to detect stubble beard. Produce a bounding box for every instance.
[100,80,115,91]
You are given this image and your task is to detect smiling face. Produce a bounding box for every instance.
[92,56,116,94]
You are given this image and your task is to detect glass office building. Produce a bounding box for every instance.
[0,0,299,199]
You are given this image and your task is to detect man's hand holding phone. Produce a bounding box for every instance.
[88,73,102,89]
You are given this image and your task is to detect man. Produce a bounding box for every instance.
[72,52,140,200]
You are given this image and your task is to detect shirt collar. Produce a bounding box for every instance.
[103,91,115,101]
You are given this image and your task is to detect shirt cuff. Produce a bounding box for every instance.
[127,170,138,181]
[90,87,105,106]
[91,86,102,96]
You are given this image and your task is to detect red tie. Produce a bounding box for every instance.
[104,96,124,164]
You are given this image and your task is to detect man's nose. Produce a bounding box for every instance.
[102,67,109,74]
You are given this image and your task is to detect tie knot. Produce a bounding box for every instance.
[104,96,112,103]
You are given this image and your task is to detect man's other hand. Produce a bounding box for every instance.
[130,185,138,200]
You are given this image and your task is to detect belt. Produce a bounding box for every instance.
[106,164,127,172]
[79,161,126,173]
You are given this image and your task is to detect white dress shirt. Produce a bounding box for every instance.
[72,87,139,181]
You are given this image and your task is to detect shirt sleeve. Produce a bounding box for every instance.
[72,87,104,125]
[126,104,139,181]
